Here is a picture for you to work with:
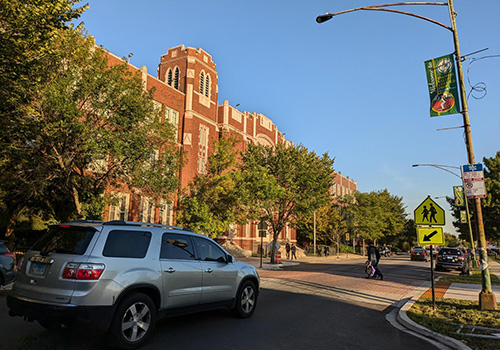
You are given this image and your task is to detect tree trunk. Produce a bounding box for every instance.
[4,209,20,252]
[72,185,84,219]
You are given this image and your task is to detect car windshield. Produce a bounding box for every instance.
[32,226,97,256]
[439,248,461,255]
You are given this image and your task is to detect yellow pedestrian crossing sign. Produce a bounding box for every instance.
[417,227,444,245]
[414,196,445,226]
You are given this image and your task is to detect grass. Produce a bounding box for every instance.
[407,298,500,350]
[439,268,500,285]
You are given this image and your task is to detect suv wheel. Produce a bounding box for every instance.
[109,293,156,349]
[232,280,257,318]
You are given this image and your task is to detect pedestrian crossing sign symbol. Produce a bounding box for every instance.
[414,196,445,226]
[417,226,444,245]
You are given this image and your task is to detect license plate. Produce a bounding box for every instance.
[31,262,47,276]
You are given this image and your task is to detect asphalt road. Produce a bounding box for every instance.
[0,254,448,350]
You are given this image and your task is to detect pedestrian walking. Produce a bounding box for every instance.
[285,242,291,260]
[316,245,322,257]
[324,246,330,257]
[291,244,297,260]
[367,243,383,280]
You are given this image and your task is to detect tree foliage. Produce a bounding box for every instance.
[0,25,181,244]
[241,143,334,262]
[483,151,500,242]
[353,189,407,244]
[177,133,245,238]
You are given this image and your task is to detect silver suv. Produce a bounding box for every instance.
[7,220,259,349]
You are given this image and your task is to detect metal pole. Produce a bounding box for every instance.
[460,166,477,266]
[259,231,263,268]
[447,0,494,306]
[430,244,435,310]
[313,210,317,256]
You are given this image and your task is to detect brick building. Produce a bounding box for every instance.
[102,45,357,253]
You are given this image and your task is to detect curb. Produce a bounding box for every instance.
[397,281,472,350]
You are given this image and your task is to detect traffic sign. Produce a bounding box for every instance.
[417,227,444,245]
[414,196,445,226]
[462,164,487,199]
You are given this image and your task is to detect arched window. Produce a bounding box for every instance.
[167,68,173,86]
[200,71,205,94]
[205,74,210,97]
[173,67,180,89]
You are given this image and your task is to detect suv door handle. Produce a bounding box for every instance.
[205,268,213,273]
[164,268,176,273]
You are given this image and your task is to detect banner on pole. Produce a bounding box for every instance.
[453,186,465,207]
[424,54,461,117]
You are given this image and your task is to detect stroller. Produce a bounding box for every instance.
[364,260,376,278]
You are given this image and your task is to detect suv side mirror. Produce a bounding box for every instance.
[227,255,235,263]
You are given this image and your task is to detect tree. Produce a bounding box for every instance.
[483,151,500,242]
[177,133,246,238]
[353,189,407,246]
[241,143,335,263]
[0,28,181,247]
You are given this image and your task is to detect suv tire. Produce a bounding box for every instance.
[232,280,257,318]
[109,293,157,349]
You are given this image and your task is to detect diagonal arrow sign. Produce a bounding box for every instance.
[423,230,438,242]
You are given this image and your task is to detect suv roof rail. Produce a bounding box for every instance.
[68,220,105,224]
[103,220,192,231]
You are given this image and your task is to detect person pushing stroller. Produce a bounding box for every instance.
[366,243,384,280]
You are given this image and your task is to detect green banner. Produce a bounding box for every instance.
[453,185,465,207]
[424,54,461,117]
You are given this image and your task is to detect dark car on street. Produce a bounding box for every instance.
[436,247,467,271]
[410,246,428,261]
[0,240,16,286]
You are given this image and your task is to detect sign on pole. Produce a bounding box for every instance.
[424,53,461,117]
[462,164,487,199]
[453,186,465,207]
[414,196,445,226]
[417,227,445,245]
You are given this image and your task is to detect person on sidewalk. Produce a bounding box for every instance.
[324,246,330,257]
[367,243,383,280]
[285,242,291,260]
[291,244,297,260]
[316,245,322,257]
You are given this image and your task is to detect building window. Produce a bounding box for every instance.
[167,68,173,86]
[197,125,209,174]
[205,74,210,97]
[200,71,205,94]
[165,106,179,141]
[109,192,130,221]
[140,196,155,223]
[159,199,173,225]
[173,67,180,89]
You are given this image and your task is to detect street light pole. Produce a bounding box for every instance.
[317,1,495,309]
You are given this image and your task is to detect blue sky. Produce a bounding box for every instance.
[78,0,500,235]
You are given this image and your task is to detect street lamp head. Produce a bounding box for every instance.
[412,164,419,167]
[316,13,334,23]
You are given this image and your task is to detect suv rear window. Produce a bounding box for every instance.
[103,230,151,258]
[439,248,462,255]
[32,227,96,255]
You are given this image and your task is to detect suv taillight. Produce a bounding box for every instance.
[62,263,105,280]
[3,252,14,258]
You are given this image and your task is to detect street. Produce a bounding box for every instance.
[0,254,447,350]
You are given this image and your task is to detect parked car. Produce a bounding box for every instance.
[0,240,16,286]
[436,247,467,271]
[410,246,428,261]
[7,221,260,349]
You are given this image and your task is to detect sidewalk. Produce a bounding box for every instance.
[397,258,500,350]
[421,258,500,300]
[239,252,366,270]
